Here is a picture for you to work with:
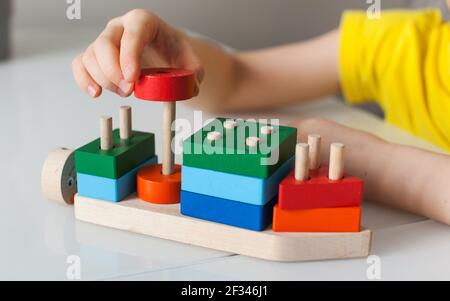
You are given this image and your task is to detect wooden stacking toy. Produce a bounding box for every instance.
[273,135,364,232]
[181,118,297,230]
[41,72,371,261]
[74,107,157,202]
[134,68,196,204]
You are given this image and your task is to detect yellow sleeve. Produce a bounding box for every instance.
[339,10,450,151]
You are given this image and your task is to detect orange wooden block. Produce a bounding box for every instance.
[272,205,361,232]
[137,164,181,204]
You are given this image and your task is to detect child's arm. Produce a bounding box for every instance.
[213,30,340,112]
[72,9,340,112]
[292,118,450,225]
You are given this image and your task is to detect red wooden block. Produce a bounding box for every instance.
[278,166,363,210]
[134,68,196,101]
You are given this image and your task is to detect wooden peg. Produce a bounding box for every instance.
[308,134,321,170]
[260,125,274,135]
[134,68,196,204]
[162,102,175,175]
[119,106,132,140]
[329,143,344,180]
[295,143,309,181]
[224,119,237,129]
[246,136,261,147]
[100,116,113,150]
[207,131,222,141]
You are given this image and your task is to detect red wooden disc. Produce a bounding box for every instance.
[134,68,196,102]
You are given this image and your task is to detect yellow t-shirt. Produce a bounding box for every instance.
[339,10,450,151]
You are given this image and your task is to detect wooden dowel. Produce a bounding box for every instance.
[119,106,132,140]
[224,119,237,129]
[246,136,261,147]
[308,134,321,170]
[162,102,175,175]
[207,131,222,141]
[295,143,309,181]
[260,125,274,135]
[100,116,113,150]
[329,143,345,180]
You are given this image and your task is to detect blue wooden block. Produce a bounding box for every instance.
[180,191,276,231]
[181,156,293,205]
[77,156,158,202]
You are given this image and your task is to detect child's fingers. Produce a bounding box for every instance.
[119,10,160,82]
[119,9,203,86]
[72,53,102,98]
[178,39,205,84]
[82,44,125,96]
[94,22,134,96]
[74,9,204,99]
[182,57,204,97]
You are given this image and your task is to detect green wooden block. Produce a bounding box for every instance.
[183,118,297,178]
[75,129,155,179]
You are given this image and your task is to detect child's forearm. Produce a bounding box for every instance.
[188,30,340,112]
[294,118,450,225]
[186,37,240,112]
[381,144,450,224]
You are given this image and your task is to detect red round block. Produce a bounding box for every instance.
[134,68,196,101]
[137,164,181,204]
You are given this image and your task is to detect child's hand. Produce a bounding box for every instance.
[72,9,204,98]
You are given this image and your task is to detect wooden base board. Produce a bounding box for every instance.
[74,194,372,262]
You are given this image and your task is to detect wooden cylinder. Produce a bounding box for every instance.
[329,143,345,180]
[308,134,321,170]
[207,131,222,141]
[119,106,132,140]
[100,116,113,150]
[162,102,176,175]
[41,148,77,205]
[260,125,274,135]
[224,119,237,129]
[246,136,261,147]
[295,143,309,181]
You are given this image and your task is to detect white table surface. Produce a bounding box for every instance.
[1,29,449,280]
